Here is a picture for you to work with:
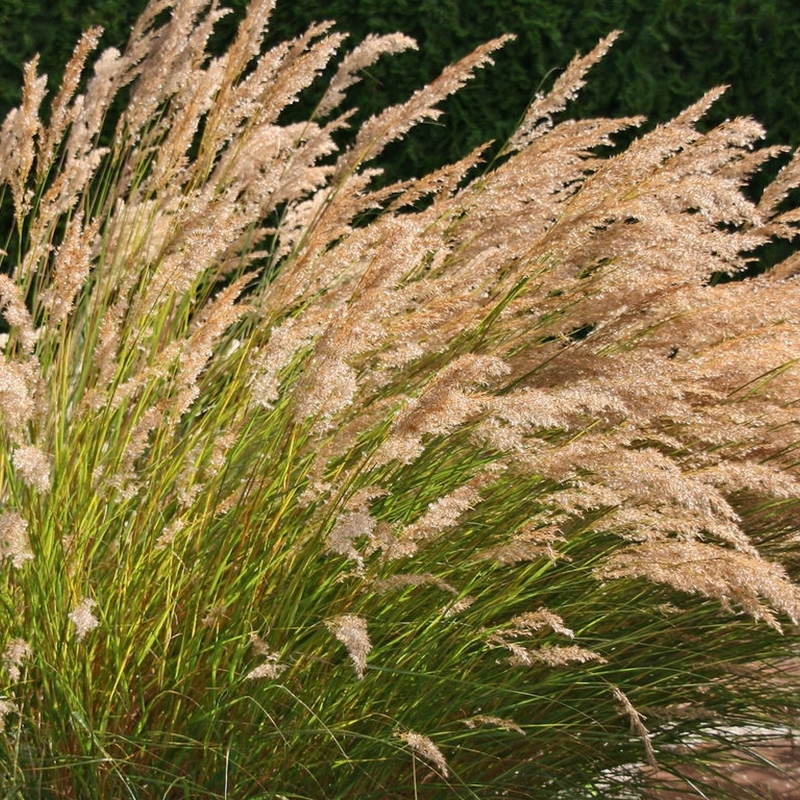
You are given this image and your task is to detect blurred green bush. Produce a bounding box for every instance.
[3,0,799,182]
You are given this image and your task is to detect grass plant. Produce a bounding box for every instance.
[1,1,800,797]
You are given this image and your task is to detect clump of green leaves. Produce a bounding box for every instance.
[0,2,799,798]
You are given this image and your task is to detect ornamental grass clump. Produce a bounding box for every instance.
[1,1,800,797]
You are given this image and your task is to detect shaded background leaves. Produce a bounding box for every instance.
[3,0,799,185]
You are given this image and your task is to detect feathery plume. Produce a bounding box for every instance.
[317,33,417,119]
[596,541,800,632]
[612,686,657,768]
[245,634,287,680]
[395,730,449,777]
[462,715,524,735]
[507,31,621,151]
[12,445,51,493]
[326,614,371,679]
[2,639,32,683]
[0,513,33,568]
[69,598,99,642]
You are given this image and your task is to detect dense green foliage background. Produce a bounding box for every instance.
[3,0,800,182]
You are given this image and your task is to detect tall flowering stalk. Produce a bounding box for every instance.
[0,1,799,797]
